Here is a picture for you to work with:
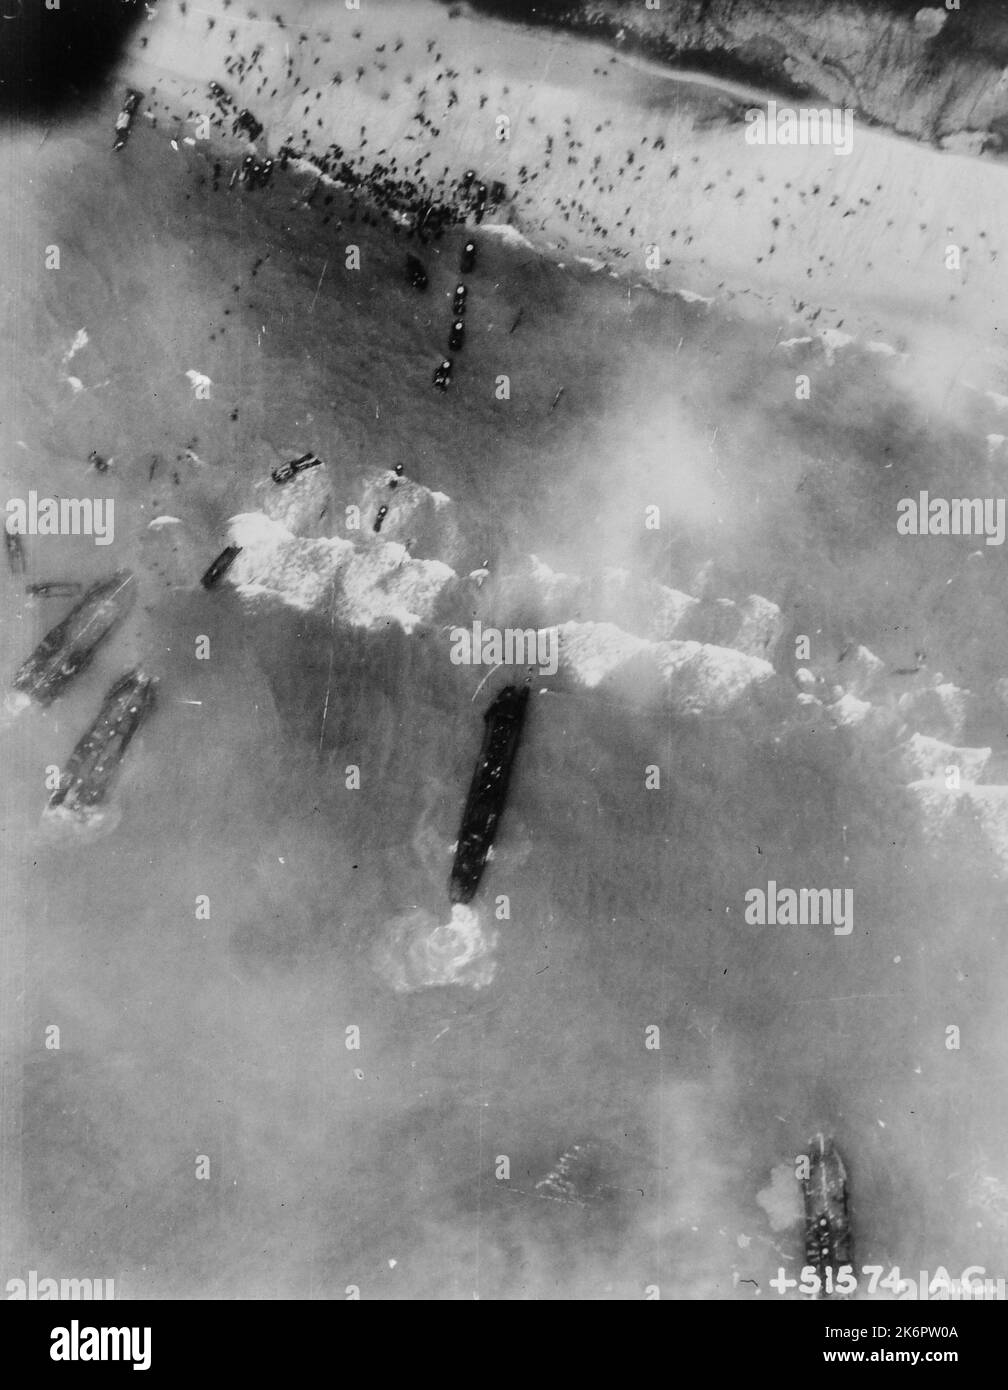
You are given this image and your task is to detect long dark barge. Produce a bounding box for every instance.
[448,684,529,904]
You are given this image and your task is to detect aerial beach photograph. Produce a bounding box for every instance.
[1,0,1006,1341]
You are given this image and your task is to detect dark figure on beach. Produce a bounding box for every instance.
[460,240,477,274]
[448,319,465,351]
[406,254,428,290]
[433,358,453,392]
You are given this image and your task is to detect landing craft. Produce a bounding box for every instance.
[406,254,428,290]
[201,545,242,589]
[47,670,156,818]
[460,240,477,274]
[26,581,83,599]
[113,89,142,151]
[271,452,322,485]
[802,1134,853,1296]
[449,684,530,904]
[13,571,136,707]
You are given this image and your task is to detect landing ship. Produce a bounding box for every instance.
[47,670,156,817]
[449,684,529,904]
[13,571,136,706]
[802,1134,853,1295]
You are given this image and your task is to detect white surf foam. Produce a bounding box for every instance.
[373,904,498,993]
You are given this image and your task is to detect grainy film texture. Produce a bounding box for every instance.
[1,0,1006,1307]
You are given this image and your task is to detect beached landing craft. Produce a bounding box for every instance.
[47,670,156,819]
[12,571,136,706]
[802,1134,853,1296]
[449,684,530,905]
